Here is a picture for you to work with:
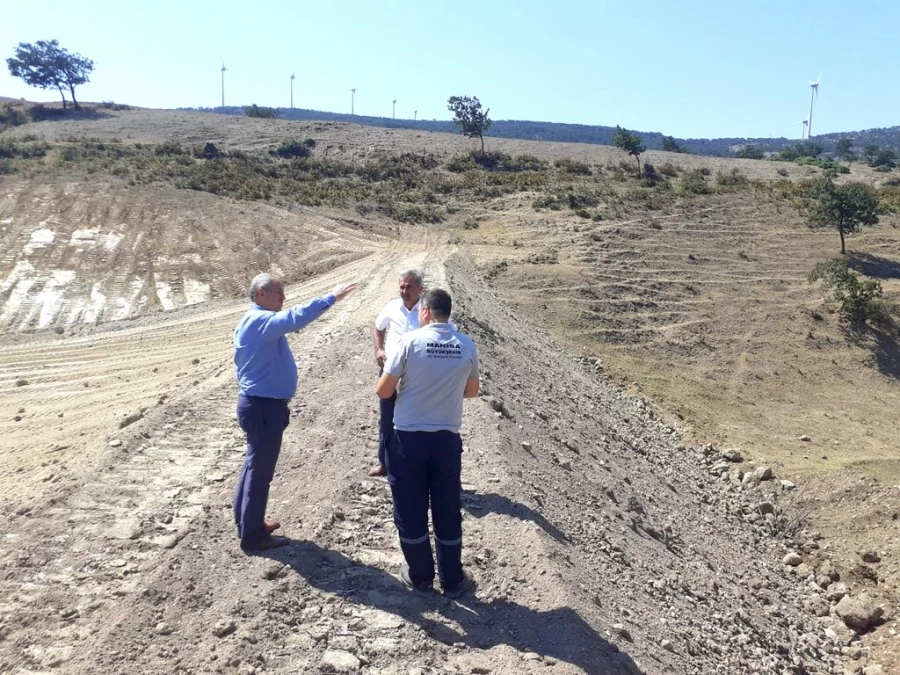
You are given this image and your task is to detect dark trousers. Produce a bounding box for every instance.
[233,395,289,548]
[377,389,397,466]
[387,430,463,589]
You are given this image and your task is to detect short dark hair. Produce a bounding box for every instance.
[423,288,452,321]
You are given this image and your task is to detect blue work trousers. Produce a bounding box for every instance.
[387,430,463,589]
[377,388,397,466]
[233,395,289,548]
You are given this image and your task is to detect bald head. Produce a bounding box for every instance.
[249,273,285,311]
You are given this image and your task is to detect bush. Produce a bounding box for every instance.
[194,142,222,159]
[809,258,884,322]
[0,137,50,159]
[777,142,823,161]
[735,145,764,160]
[245,104,280,119]
[0,103,29,128]
[154,141,185,156]
[27,104,68,122]
[554,158,592,175]
[716,168,749,187]
[641,162,662,184]
[510,154,548,171]
[272,139,312,159]
[658,162,679,177]
[679,169,711,195]
[796,156,849,174]
[100,101,131,110]
[446,154,477,173]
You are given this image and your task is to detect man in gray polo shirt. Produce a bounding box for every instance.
[376,288,480,598]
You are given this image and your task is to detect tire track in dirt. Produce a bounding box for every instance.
[0,234,453,674]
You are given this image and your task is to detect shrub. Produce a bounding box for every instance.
[0,103,30,128]
[554,158,592,175]
[796,156,849,174]
[446,154,477,173]
[716,168,749,187]
[0,137,50,159]
[735,145,764,160]
[509,154,548,172]
[273,139,312,159]
[809,258,884,322]
[776,167,789,177]
[641,162,662,185]
[194,142,221,159]
[658,162,679,177]
[154,141,185,156]
[679,170,711,195]
[27,104,68,122]
[245,104,280,119]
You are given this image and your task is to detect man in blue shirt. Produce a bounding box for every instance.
[233,273,356,551]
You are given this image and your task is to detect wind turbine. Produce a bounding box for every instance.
[290,71,295,109]
[220,60,227,108]
[807,74,821,138]
[414,109,417,121]
[791,119,809,140]
[351,88,355,115]
[392,99,396,119]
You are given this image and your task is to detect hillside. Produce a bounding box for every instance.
[187,105,900,156]
[1,108,899,674]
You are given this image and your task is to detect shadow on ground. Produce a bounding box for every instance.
[842,319,900,379]
[259,540,640,675]
[462,490,569,543]
[847,251,900,280]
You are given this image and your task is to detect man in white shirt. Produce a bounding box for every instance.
[376,288,480,598]
[370,270,425,476]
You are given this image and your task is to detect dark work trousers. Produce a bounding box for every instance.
[387,429,463,589]
[233,394,290,548]
[377,387,397,467]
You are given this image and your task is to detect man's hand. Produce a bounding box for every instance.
[375,347,386,368]
[332,282,358,301]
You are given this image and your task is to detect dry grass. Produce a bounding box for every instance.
[3,106,899,482]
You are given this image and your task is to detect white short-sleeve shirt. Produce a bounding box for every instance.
[375,298,421,359]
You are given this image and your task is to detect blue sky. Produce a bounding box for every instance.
[2,1,897,140]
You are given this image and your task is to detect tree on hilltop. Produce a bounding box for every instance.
[807,178,879,254]
[735,145,764,160]
[245,104,279,119]
[834,138,855,165]
[447,95,492,155]
[7,40,94,110]
[661,135,687,153]
[613,126,645,174]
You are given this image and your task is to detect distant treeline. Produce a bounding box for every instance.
[179,106,900,158]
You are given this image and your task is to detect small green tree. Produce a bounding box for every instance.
[808,258,883,322]
[735,144,764,160]
[661,136,686,153]
[834,138,854,165]
[244,104,279,119]
[447,95,492,155]
[7,40,94,110]
[808,178,879,254]
[613,126,645,174]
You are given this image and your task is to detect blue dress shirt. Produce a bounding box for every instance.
[233,294,335,399]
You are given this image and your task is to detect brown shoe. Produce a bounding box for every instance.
[264,519,281,533]
[368,464,387,477]
[242,535,290,552]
